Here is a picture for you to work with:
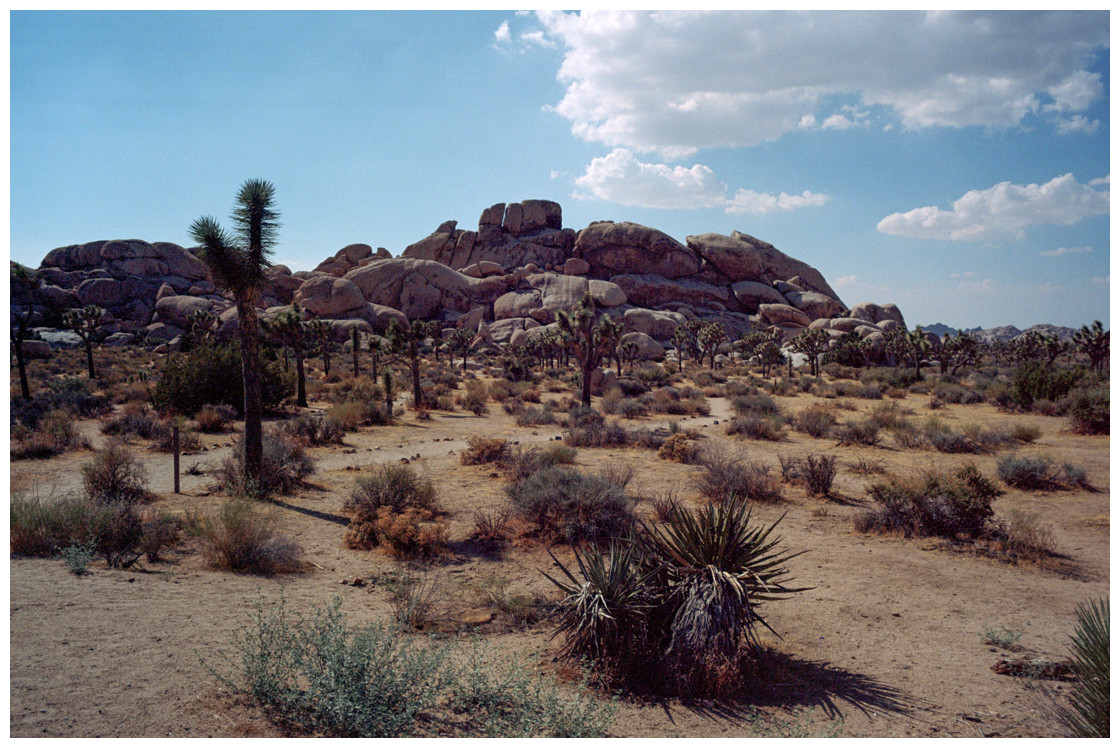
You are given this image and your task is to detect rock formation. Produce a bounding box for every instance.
[19,200,914,359]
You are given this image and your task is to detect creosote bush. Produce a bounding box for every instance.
[778,454,837,497]
[218,429,315,499]
[693,446,783,504]
[1066,388,1109,435]
[996,454,1088,491]
[82,441,154,505]
[460,436,510,466]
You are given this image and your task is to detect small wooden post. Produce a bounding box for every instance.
[172,424,180,494]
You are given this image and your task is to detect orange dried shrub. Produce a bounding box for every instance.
[373,507,448,560]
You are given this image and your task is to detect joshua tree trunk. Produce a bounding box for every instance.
[581,362,594,407]
[351,329,360,378]
[14,342,30,399]
[409,339,422,408]
[294,349,307,408]
[85,340,96,379]
[382,367,394,422]
[238,300,263,485]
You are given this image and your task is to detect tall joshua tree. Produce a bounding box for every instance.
[189,179,279,488]
[1074,320,1109,373]
[63,304,104,378]
[556,293,619,407]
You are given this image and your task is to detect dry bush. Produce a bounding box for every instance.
[847,456,887,476]
[373,507,449,560]
[725,414,785,441]
[505,466,636,544]
[658,432,701,464]
[195,403,237,433]
[855,463,1002,539]
[791,403,837,438]
[693,445,782,504]
[82,442,154,505]
[218,430,315,499]
[189,500,303,575]
[778,455,837,497]
[515,405,556,427]
[834,418,881,447]
[343,464,438,549]
[11,409,86,460]
[460,436,510,466]
[995,510,1057,560]
[470,509,512,551]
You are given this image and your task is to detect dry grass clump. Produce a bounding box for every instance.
[373,507,449,560]
[515,405,556,426]
[725,413,785,441]
[280,413,346,445]
[834,418,881,447]
[460,436,510,466]
[187,499,303,575]
[777,454,838,497]
[82,441,155,505]
[470,509,513,551]
[11,408,87,460]
[693,445,783,504]
[993,510,1057,560]
[194,403,237,433]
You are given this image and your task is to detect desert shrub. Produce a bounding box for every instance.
[658,432,701,464]
[11,493,99,556]
[861,367,919,390]
[515,405,556,427]
[153,419,202,453]
[61,542,95,575]
[10,377,111,432]
[501,398,525,416]
[187,499,302,575]
[693,446,782,504]
[151,342,291,416]
[487,379,520,402]
[280,413,346,446]
[597,463,635,489]
[11,408,85,459]
[725,414,785,441]
[836,381,883,400]
[1010,363,1085,411]
[506,466,636,544]
[995,454,1087,491]
[931,382,984,405]
[218,430,315,499]
[778,455,837,497]
[470,509,512,551]
[343,464,438,549]
[140,510,182,563]
[460,436,510,466]
[100,402,163,440]
[957,423,1013,452]
[216,597,614,737]
[834,418,881,447]
[374,507,449,560]
[327,375,383,405]
[195,403,237,433]
[1008,423,1042,443]
[324,401,378,431]
[1051,597,1109,738]
[540,443,577,465]
[564,420,631,448]
[730,393,781,417]
[855,463,1002,539]
[889,422,924,450]
[996,510,1056,560]
[791,404,836,438]
[82,442,154,505]
[868,401,912,429]
[1066,388,1109,435]
[617,398,649,419]
[456,382,489,415]
[847,456,887,475]
[926,429,976,454]
[634,364,671,386]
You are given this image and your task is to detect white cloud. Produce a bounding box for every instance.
[572,148,829,215]
[493,21,511,44]
[956,278,995,293]
[1055,115,1100,134]
[949,271,976,278]
[1034,283,1064,294]
[833,275,859,288]
[1040,245,1092,256]
[876,173,1109,242]
[1091,276,1109,285]
[516,10,1106,156]
[725,189,830,215]
[519,29,555,48]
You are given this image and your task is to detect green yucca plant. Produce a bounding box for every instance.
[542,540,659,669]
[1054,597,1109,737]
[642,501,807,654]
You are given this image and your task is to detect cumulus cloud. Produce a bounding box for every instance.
[1091,276,1109,285]
[514,10,1106,156]
[573,148,829,215]
[876,173,1109,242]
[1056,115,1101,134]
[493,20,511,44]
[1040,245,1092,256]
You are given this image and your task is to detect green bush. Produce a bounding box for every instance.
[856,463,1002,539]
[151,342,292,416]
[214,597,614,737]
[1010,363,1085,411]
[1067,387,1109,435]
[725,414,785,441]
[343,463,438,549]
[506,466,636,545]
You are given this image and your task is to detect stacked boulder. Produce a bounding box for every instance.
[25,201,910,362]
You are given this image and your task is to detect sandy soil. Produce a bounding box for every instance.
[9,386,1109,738]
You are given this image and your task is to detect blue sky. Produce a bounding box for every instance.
[8,10,1111,329]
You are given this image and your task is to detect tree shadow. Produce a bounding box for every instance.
[270,499,349,526]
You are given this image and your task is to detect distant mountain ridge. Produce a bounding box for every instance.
[917,322,1080,342]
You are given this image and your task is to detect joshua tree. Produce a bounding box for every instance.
[448,325,475,370]
[350,327,362,378]
[189,179,279,487]
[268,303,309,408]
[367,334,389,378]
[904,327,932,380]
[1040,333,1068,368]
[556,293,620,407]
[791,327,828,377]
[616,338,642,374]
[696,322,728,371]
[381,367,395,422]
[306,317,333,377]
[62,304,104,378]
[740,329,784,378]
[937,332,980,377]
[1074,320,1109,372]
[1011,330,1044,366]
[183,308,218,352]
[386,318,428,409]
[424,320,445,363]
[10,262,43,399]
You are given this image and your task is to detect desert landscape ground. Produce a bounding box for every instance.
[9,343,1109,738]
